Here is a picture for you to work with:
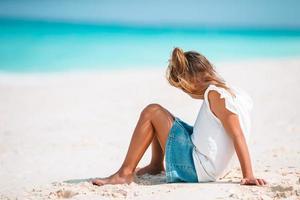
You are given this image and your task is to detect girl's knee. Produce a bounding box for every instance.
[140,103,164,119]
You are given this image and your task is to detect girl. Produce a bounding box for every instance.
[91,47,266,186]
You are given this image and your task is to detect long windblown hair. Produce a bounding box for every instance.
[165,47,233,99]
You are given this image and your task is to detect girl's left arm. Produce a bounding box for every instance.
[208,91,267,186]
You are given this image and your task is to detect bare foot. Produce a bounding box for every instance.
[135,164,165,176]
[91,171,134,186]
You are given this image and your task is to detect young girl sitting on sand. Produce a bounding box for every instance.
[92,47,266,186]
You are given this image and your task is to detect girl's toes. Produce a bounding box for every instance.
[91,179,104,186]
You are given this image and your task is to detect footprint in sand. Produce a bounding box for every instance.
[271,185,294,198]
[55,189,78,198]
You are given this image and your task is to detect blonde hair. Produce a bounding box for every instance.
[165,47,234,99]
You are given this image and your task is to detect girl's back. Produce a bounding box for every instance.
[191,84,253,181]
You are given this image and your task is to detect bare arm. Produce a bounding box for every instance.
[208,91,266,186]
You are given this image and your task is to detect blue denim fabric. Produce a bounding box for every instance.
[165,116,198,183]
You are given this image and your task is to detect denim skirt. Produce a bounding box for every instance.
[165,116,198,183]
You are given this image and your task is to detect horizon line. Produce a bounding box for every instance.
[1,16,300,33]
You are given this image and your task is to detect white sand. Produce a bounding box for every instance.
[0,58,300,199]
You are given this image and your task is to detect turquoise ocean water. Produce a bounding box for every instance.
[1,18,300,73]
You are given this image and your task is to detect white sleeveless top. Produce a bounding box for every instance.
[191,84,253,182]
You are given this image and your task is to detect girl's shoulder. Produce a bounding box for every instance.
[204,84,254,115]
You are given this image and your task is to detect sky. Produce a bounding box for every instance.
[0,0,299,28]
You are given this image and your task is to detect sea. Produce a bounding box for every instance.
[1,18,300,73]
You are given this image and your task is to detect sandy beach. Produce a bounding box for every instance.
[0,58,300,199]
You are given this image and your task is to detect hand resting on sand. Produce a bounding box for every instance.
[240,177,267,186]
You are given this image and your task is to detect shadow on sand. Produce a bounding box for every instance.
[63,173,166,186]
[63,173,239,186]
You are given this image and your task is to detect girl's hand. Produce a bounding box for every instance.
[240,177,267,186]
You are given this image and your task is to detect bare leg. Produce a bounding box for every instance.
[92,104,174,186]
[136,107,175,175]
[135,135,165,175]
